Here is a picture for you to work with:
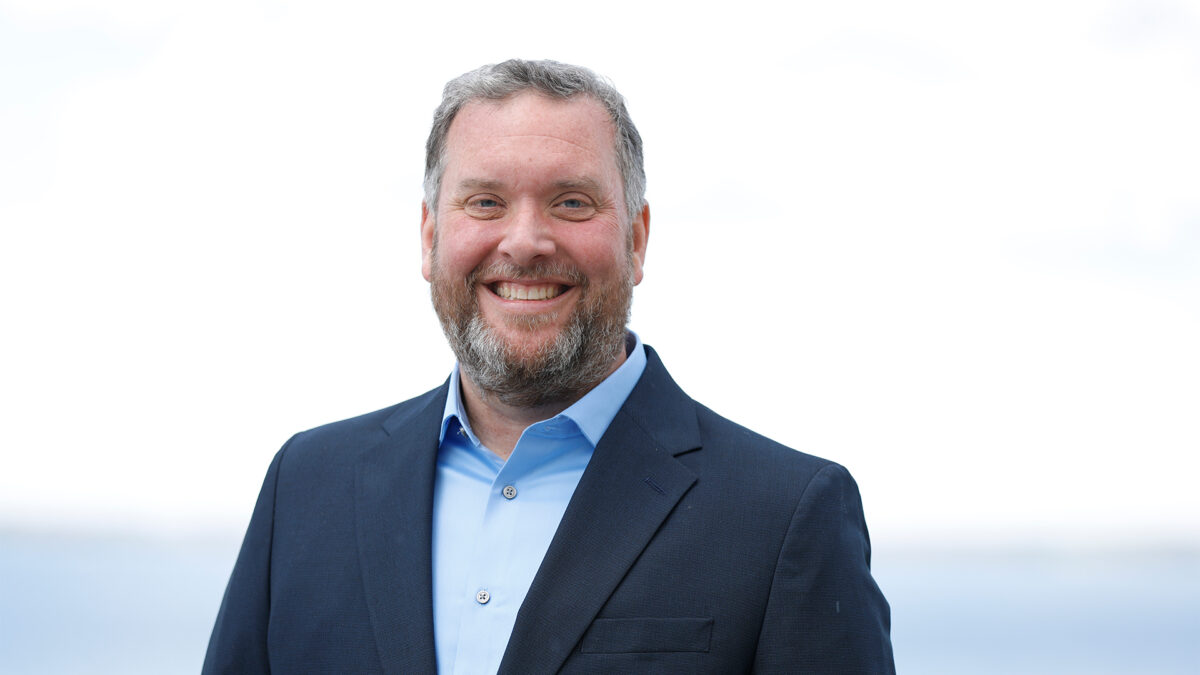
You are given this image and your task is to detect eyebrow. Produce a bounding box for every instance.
[552,177,604,194]
[453,178,506,193]
[453,177,606,194]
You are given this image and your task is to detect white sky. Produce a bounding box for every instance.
[2,0,1197,548]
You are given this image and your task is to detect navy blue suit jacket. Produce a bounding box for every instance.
[203,346,894,673]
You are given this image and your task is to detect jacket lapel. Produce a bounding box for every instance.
[355,383,447,675]
[498,348,702,674]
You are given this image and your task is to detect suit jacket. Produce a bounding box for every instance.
[203,346,894,674]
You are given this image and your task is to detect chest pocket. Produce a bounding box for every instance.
[578,617,713,654]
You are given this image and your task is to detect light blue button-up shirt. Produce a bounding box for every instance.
[431,332,646,675]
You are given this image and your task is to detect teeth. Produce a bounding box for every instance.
[495,282,563,301]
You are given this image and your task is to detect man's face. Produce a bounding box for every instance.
[422,92,649,407]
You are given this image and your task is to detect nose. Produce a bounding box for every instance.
[496,202,556,265]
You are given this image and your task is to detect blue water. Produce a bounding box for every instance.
[1,533,1197,674]
[1,534,236,675]
[874,550,1200,674]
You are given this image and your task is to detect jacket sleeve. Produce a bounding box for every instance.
[753,463,895,674]
[201,442,290,675]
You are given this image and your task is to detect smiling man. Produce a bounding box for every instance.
[424,88,645,430]
[203,59,894,675]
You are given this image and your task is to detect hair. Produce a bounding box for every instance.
[423,59,646,224]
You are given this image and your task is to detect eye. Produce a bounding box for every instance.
[464,195,505,218]
[551,194,597,220]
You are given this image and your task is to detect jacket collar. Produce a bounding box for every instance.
[357,381,447,675]
[498,345,701,673]
[355,346,701,674]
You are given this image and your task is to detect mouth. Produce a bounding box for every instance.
[489,281,571,301]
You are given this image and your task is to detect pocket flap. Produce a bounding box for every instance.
[579,617,713,654]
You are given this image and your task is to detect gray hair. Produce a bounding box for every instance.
[423,59,646,224]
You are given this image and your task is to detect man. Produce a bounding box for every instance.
[203,59,893,674]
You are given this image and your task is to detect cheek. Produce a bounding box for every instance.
[568,232,632,276]
[435,227,498,273]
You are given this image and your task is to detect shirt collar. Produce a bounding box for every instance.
[438,331,647,450]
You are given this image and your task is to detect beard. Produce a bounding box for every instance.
[429,244,634,409]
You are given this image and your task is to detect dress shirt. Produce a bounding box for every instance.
[431,332,647,675]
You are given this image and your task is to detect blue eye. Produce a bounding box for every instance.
[551,195,597,221]
[464,195,505,219]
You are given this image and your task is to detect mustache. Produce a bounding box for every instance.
[467,260,587,287]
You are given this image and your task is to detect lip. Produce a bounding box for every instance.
[479,280,577,313]
[487,280,572,301]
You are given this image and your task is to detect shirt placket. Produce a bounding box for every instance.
[451,443,531,674]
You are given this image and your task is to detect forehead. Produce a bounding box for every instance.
[443,92,618,179]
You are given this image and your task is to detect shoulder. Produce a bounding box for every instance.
[276,381,448,475]
[693,402,833,472]
[634,345,844,492]
[689,401,856,506]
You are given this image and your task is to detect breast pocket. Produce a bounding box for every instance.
[578,617,713,654]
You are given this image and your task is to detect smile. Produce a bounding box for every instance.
[490,281,569,301]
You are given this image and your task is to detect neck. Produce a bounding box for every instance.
[458,349,627,459]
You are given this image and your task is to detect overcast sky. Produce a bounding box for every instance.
[2,0,1198,548]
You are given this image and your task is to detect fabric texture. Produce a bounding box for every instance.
[202,345,895,674]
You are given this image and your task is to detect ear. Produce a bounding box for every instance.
[630,202,650,285]
[421,202,435,281]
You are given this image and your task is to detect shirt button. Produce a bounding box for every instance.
[502,485,517,500]
[476,589,490,604]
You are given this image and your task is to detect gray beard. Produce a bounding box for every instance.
[432,258,633,409]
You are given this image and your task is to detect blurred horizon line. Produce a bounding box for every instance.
[3,520,1196,558]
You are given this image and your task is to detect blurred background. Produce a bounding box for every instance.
[2,0,1197,672]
